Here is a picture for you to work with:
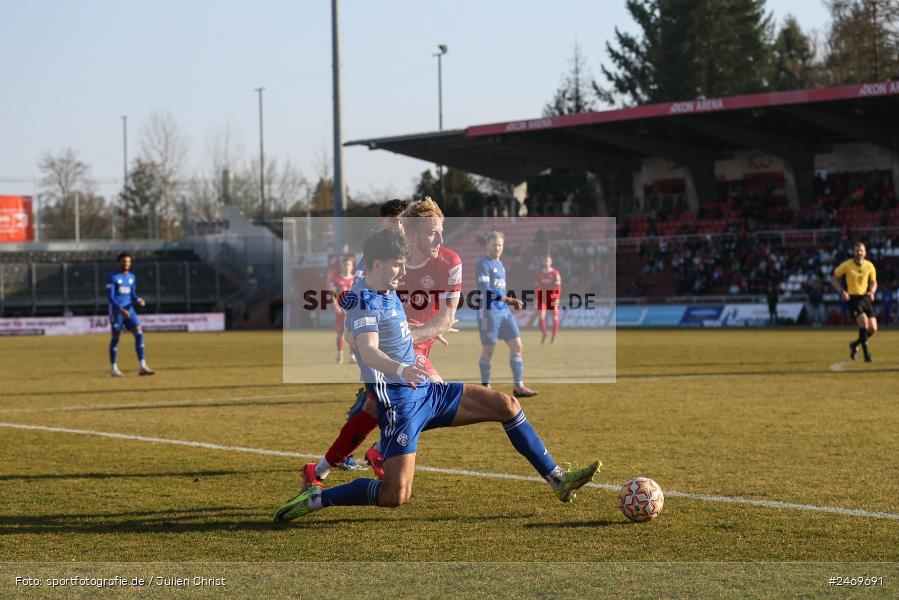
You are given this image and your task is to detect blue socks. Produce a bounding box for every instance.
[320,478,381,507]
[134,330,145,361]
[109,335,119,364]
[503,410,556,477]
[480,355,525,387]
[510,355,524,387]
[479,357,491,386]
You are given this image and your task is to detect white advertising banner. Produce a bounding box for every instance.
[0,313,225,336]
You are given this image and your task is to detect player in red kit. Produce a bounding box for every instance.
[302,198,461,486]
[330,256,356,363]
[535,255,562,344]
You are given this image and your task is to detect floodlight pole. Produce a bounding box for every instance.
[121,115,128,238]
[433,44,448,201]
[255,87,266,223]
[331,0,346,252]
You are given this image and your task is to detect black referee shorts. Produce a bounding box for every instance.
[848,295,875,319]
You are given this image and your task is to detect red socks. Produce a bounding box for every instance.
[551,316,560,343]
[324,409,378,466]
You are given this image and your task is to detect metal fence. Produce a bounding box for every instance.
[0,260,225,317]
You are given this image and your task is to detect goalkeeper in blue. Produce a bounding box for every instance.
[274,228,600,521]
[106,252,154,377]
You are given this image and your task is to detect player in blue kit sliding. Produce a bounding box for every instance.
[106,252,154,377]
[274,228,599,521]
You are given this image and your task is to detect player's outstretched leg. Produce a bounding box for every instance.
[451,384,599,502]
[275,453,415,521]
[109,333,123,377]
[304,389,379,486]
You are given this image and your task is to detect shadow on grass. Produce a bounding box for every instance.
[0,468,296,482]
[616,366,899,380]
[0,507,287,535]
[1,508,536,535]
[524,519,627,529]
[0,382,342,399]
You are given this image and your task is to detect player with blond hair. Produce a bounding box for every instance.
[476,231,538,397]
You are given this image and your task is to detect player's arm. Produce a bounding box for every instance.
[355,331,429,386]
[410,295,460,343]
[130,277,145,308]
[867,266,877,300]
[329,281,342,313]
[831,264,849,301]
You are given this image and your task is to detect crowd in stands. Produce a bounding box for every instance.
[631,232,896,295]
[614,170,898,239]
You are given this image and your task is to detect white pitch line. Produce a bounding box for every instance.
[0,392,316,414]
[830,361,851,372]
[2,421,898,522]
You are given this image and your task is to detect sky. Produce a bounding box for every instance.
[1,0,832,201]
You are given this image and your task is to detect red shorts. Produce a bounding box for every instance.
[536,290,561,312]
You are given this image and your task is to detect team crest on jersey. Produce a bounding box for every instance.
[420,275,436,289]
[397,433,409,447]
[448,264,461,285]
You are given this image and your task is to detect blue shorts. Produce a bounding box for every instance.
[478,309,520,345]
[109,306,141,333]
[369,381,464,460]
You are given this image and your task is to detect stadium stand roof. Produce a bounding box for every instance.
[346,81,899,186]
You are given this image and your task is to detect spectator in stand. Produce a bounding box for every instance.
[880,285,895,326]
[766,279,779,326]
[806,279,826,326]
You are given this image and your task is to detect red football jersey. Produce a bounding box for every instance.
[400,246,462,325]
[330,273,355,309]
[535,268,561,291]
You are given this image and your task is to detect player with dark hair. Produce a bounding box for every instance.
[476,231,538,397]
[304,197,459,483]
[274,228,599,521]
[316,199,408,472]
[832,241,878,362]
[106,253,154,377]
[535,255,562,344]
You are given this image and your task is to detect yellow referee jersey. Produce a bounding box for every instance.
[834,259,876,296]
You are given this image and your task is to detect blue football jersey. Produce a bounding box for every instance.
[476,257,509,312]
[345,277,416,385]
[106,271,139,308]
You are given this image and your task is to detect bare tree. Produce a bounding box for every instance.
[140,109,190,240]
[37,148,112,239]
[245,157,309,216]
[38,148,94,204]
[190,124,248,221]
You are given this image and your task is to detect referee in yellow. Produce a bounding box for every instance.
[831,242,878,362]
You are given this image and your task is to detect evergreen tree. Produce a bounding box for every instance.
[543,44,600,116]
[120,159,163,238]
[823,0,899,83]
[602,0,773,104]
[770,15,818,90]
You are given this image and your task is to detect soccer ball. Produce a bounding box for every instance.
[618,477,664,522]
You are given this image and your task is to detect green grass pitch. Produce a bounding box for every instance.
[0,328,897,597]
